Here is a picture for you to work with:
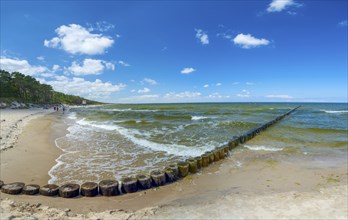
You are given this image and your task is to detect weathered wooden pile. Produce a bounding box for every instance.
[0,106,300,198]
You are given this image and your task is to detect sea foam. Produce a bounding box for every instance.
[74,118,214,157]
[244,145,283,152]
[321,110,348,114]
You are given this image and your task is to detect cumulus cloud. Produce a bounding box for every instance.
[52,65,60,72]
[195,29,209,45]
[44,24,114,55]
[40,77,126,99]
[233,33,270,49]
[246,82,254,85]
[118,60,130,67]
[164,91,202,99]
[68,58,114,76]
[208,92,223,99]
[203,84,209,88]
[37,56,45,61]
[267,0,297,12]
[138,87,150,93]
[237,89,250,98]
[265,94,294,99]
[142,78,158,85]
[216,83,222,86]
[180,67,196,74]
[119,94,160,103]
[0,57,48,76]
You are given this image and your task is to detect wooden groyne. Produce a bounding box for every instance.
[0,106,301,198]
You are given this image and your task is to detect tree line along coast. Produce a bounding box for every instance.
[0,70,102,109]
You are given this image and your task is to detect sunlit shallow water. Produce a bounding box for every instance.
[48,103,348,184]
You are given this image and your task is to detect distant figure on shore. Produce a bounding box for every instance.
[63,106,66,114]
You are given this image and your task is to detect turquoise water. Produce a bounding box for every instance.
[49,103,348,184]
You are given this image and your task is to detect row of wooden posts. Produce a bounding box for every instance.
[0,106,301,198]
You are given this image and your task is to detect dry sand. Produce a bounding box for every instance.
[0,112,347,219]
[0,108,52,151]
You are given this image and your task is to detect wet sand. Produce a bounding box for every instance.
[0,112,65,185]
[1,113,347,219]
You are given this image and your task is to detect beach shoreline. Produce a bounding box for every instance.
[0,108,54,151]
[0,109,347,219]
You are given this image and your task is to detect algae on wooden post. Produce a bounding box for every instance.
[213,149,220,162]
[202,153,210,167]
[167,163,179,179]
[186,158,198,174]
[164,167,177,182]
[151,170,166,186]
[194,156,203,169]
[136,174,152,190]
[177,161,189,177]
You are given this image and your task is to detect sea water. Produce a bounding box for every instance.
[48,103,348,184]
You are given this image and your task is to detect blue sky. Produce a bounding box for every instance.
[1,0,347,103]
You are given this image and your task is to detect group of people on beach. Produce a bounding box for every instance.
[53,105,66,113]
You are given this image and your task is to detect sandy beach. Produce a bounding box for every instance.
[0,108,52,151]
[1,110,347,219]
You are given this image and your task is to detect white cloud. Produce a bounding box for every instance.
[265,94,294,99]
[40,77,126,99]
[44,24,114,55]
[233,34,270,49]
[208,92,223,99]
[138,87,150,93]
[338,20,348,27]
[267,0,296,12]
[181,67,196,74]
[52,65,60,72]
[217,33,233,40]
[232,82,240,85]
[87,21,115,32]
[130,89,136,93]
[142,78,158,85]
[37,56,45,61]
[164,91,202,99]
[237,89,250,98]
[246,82,254,85]
[203,84,209,88]
[0,57,48,76]
[216,83,222,86]
[195,29,209,45]
[68,58,114,76]
[118,60,130,67]
[119,94,160,103]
